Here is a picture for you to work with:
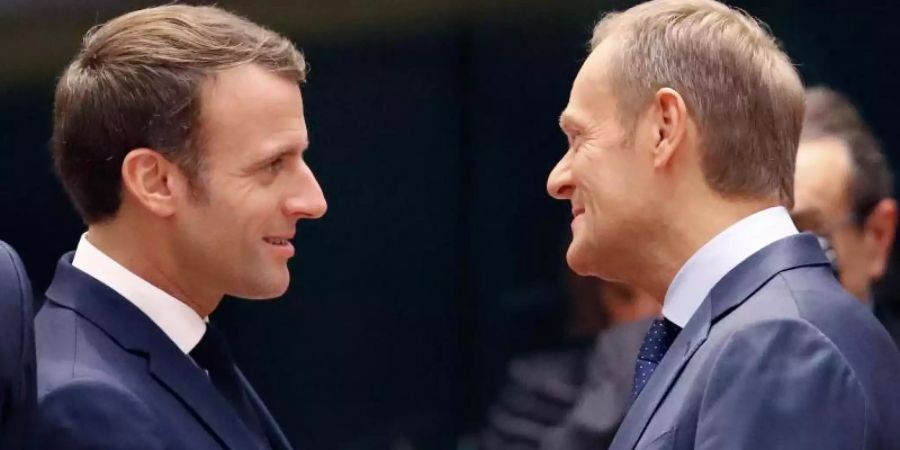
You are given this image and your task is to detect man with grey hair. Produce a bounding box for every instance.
[546,0,900,449]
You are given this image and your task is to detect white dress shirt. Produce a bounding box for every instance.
[662,206,799,328]
[72,233,205,354]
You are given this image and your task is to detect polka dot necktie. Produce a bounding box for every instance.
[630,317,682,402]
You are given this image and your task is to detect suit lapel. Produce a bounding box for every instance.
[45,254,263,450]
[148,352,264,449]
[609,234,830,450]
[611,299,711,450]
[237,368,294,450]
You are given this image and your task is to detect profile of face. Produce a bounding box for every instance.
[169,64,327,300]
[793,137,895,301]
[547,41,663,280]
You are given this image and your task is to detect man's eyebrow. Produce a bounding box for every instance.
[249,143,306,167]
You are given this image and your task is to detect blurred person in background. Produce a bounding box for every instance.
[480,272,658,450]
[34,5,326,449]
[0,241,35,448]
[538,282,658,450]
[546,0,900,448]
[792,86,900,346]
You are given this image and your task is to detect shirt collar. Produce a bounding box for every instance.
[72,233,206,354]
[662,206,798,327]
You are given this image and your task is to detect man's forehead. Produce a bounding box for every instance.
[796,137,853,185]
[794,136,854,218]
[575,47,614,91]
[565,51,617,123]
[798,136,851,158]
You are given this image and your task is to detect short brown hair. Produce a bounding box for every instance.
[53,5,307,223]
[802,87,893,223]
[591,0,805,207]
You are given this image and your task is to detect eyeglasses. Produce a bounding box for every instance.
[792,211,860,278]
[814,233,841,277]
[793,202,882,279]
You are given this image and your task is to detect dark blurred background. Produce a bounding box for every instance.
[1,0,898,448]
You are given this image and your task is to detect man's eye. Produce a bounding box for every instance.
[268,158,284,174]
[570,133,581,151]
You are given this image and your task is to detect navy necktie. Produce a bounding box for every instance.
[630,317,682,402]
[190,324,266,442]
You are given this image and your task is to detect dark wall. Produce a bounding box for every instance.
[219,34,469,449]
[1,1,898,449]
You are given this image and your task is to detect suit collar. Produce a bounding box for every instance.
[71,233,205,354]
[706,233,829,322]
[663,206,798,327]
[610,234,829,449]
[45,253,266,450]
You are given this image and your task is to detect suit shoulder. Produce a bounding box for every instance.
[40,377,145,407]
[34,300,80,343]
[0,240,33,366]
[705,316,900,446]
[711,311,878,382]
[727,267,895,353]
[36,378,164,449]
[704,314,864,400]
[775,268,900,366]
[694,318,875,448]
[715,317,851,362]
[35,302,135,394]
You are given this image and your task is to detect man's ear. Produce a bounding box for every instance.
[120,148,179,217]
[649,88,689,169]
[863,198,898,279]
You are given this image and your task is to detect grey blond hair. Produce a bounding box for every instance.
[591,0,805,207]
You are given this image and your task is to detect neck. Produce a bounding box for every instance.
[87,215,221,317]
[630,195,780,301]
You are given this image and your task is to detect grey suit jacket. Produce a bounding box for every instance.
[540,318,652,450]
[609,234,900,450]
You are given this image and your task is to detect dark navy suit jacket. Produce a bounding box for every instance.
[34,253,293,450]
[0,241,36,449]
[610,234,900,450]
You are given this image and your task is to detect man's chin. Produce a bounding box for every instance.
[230,273,291,300]
[566,246,594,276]
[239,292,286,301]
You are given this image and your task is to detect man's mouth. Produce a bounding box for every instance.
[572,207,585,218]
[263,237,292,246]
[263,235,296,258]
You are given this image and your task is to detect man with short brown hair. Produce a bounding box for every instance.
[547,0,900,448]
[793,86,900,347]
[793,87,897,302]
[35,5,325,449]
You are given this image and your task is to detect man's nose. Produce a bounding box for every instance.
[284,163,327,219]
[547,151,574,200]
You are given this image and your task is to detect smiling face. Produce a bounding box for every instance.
[547,42,659,280]
[171,64,327,300]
